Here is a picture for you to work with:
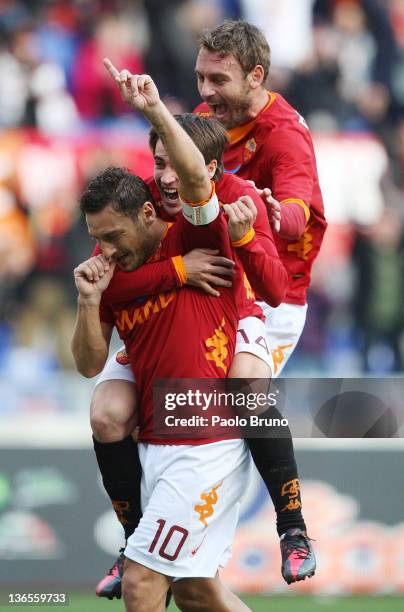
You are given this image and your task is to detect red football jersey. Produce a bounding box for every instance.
[94,172,287,313]
[195,93,327,305]
[100,211,241,444]
[146,173,287,308]
[216,173,287,307]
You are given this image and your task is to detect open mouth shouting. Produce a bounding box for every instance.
[162,188,179,203]
[209,102,229,120]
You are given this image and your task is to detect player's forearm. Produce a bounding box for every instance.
[144,102,211,203]
[71,298,109,377]
[104,258,185,303]
[235,236,288,306]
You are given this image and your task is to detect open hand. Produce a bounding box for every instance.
[183,248,235,297]
[247,181,281,232]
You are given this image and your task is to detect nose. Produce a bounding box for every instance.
[199,79,215,100]
[100,241,117,260]
[161,168,178,187]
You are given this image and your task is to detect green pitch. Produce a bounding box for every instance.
[1,594,404,611]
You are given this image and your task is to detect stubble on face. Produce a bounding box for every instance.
[195,49,253,129]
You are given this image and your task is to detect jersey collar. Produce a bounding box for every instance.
[227,92,276,145]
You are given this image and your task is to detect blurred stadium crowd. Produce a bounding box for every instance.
[0,0,403,379]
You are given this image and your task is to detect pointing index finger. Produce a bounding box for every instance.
[103,57,120,80]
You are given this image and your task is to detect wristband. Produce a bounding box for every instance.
[181,192,220,226]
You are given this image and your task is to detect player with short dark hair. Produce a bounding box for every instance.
[72,72,266,612]
[90,108,288,603]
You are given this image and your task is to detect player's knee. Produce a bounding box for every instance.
[121,566,141,602]
[90,407,118,442]
[90,380,138,442]
[122,562,167,610]
[229,352,271,379]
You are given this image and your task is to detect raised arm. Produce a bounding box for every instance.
[103,60,211,204]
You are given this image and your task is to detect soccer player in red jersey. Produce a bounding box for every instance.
[72,71,269,612]
[89,93,288,601]
[193,20,326,583]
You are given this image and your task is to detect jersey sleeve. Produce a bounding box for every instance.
[266,124,314,223]
[278,201,308,240]
[231,186,288,306]
[91,245,185,304]
[102,258,185,304]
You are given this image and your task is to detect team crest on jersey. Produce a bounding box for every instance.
[116,348,130,365]
[243,138,257,163]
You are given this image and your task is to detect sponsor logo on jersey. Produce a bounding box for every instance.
[205,318,229,373]
[194,481,223,527]
[114,290,176,332]
[195,111,213,118]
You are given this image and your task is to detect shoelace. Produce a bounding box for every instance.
[283,536,311,560]
[106,548,125,576]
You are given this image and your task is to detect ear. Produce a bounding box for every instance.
[248,65,265,89]
[207,159,218,179]
[141,201,157,225]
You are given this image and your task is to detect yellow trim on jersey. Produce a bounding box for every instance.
[281,198,310,223]
[227,92,277,145]
[171,255,187,285]
[232,227,255,247]
[162,222,174,239]
[180,181,215,207]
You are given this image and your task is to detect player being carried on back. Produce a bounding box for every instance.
[94,21,324,596]
[72,67,286,611]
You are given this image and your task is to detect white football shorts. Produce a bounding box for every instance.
[257,301,307,378]
[124,439,252,578]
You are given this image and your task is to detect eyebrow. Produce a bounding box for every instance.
[195,69,229,78]
[90,229,123,241]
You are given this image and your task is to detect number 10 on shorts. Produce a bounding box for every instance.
[148,519,189,561]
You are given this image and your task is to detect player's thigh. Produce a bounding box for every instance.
[125,440,251,579]
[258,302,307,377]
[90,347,138,429]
